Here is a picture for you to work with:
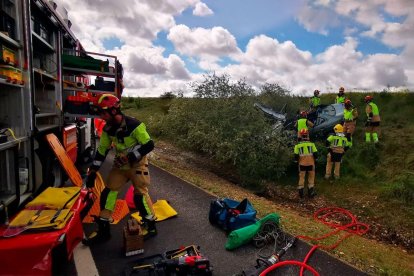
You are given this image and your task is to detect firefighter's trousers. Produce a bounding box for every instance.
[325,153,342,179]
[298,165,315,189]
[99,157,154,220]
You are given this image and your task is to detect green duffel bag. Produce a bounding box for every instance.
[225,213,280,250]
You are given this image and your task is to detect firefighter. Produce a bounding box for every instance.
[293,129,318,198]
[335,87,346,104]
[295,111,314,138]
[325,124,350,180]
[83,94,156,245]
[309,89,321,111]
[343,99,358,147]
[364,95,381,143]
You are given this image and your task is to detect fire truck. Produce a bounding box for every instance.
[0,0,123,221]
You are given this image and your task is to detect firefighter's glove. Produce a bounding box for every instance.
[127,151,142,164]
[114,155,129,168]
[86,171,97,188]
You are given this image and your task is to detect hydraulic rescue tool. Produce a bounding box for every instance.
[237,237,296,276]
[125,245,212,276]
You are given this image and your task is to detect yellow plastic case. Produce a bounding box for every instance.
[1,45,17,65]
[0,65,23,84]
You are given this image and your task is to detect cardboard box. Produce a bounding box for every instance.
[123,219,144,257]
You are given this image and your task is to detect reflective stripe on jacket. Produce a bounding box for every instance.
[294,141,317,165]
[327,134,349,153]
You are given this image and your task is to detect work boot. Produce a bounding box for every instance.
[141,216,157,240]
[308,187,317,198]
[82,217,111,246]
[298,188,304,199]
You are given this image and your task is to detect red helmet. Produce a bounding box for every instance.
[300,111,308,118]
[364,95,373,103]
[97,94,120,111]
[314,90,320,95]
[344,99,352,107]
[299,129,309,138]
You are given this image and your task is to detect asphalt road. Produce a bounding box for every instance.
[81,155,367,276]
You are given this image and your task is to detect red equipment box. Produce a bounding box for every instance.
[0,189,91,275]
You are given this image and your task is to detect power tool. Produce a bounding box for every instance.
[237,237,296,276]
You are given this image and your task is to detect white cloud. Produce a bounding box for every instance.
[296,1,340,35]
[193,2,213,16]
[240,35,312,73]
[214,35,407,94]
[166,54,191,79]
[58,0,413,97]
[167,25,241,58]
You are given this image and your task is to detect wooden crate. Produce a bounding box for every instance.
[123,219,144,257]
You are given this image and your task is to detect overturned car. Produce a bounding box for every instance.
[255,103,344,139]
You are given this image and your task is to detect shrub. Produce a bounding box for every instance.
[160,74,292,185]
[160,92,177,99]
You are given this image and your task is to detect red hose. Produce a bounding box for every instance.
[297,207,369,276]
[259,260,319,276]
[260,207,369,276]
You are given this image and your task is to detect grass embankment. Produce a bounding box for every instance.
[122,93,414,275]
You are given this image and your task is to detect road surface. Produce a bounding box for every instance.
[74,154,367,276]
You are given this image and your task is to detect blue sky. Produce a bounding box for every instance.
[62,0,414,96]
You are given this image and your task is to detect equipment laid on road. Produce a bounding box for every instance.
[124,217,144,256]
[209,198,257,232]
[237,237,296,276]
[124,245,212,275]
[225,213,280,250]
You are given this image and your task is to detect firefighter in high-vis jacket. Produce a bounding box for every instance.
[335,87,346,104]
[294,129,318,199]
[343,99,358,147]
[83,94,156,245]
[295,111,314,138]
[309,89,321,111]
[364,95,381,143]
[325,124,350,180]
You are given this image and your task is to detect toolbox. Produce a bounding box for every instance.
[0,64,22,84]
[124,218,144,257]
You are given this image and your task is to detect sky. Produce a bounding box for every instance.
[57,0,414,97]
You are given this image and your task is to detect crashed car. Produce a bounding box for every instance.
[307,104,344,138]
[255,103,344,139]
[254,103,287,129]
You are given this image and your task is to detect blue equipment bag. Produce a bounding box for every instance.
[208,198,257,232]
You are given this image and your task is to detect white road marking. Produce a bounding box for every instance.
[73,242,99,276]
